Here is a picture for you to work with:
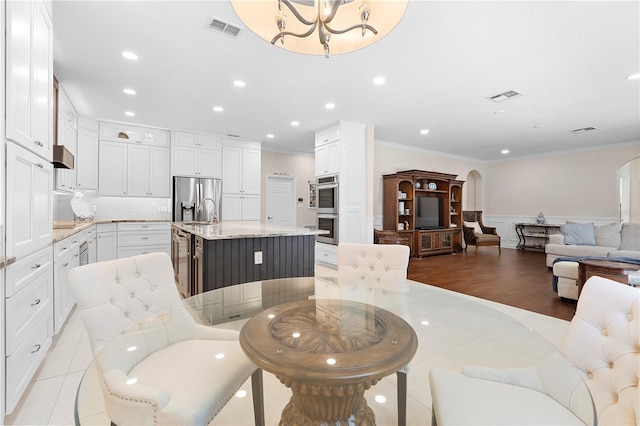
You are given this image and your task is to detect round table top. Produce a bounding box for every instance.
[239,299,418,384]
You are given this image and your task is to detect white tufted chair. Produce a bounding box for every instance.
[337,242,410,285]
[429,276,639,425]
[68,252,264,426]
[337,242,411,425]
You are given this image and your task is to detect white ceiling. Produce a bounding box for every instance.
[52,1,640,161]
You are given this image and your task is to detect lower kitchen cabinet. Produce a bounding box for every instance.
[53,233,81,334]
[4,245,54,414]
[96,223,117,262]
[116,222,170,258]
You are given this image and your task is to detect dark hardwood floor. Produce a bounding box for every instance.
[407,247,577,321]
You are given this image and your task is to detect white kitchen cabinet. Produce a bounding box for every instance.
[53,235,80,334]
[116,222,170,258]
[86,225,98,263]
[99,123,170,197]
[6,142,53,259]
[55,86,78,193]
[99,122,170,146]
[173,131,222,178]
[314,140,340,177]
[96,223,117,262]
[221,194,260,221]
[75,118,99,191]
[98,141,128,196]
[4,246,53,414]
[5,0,53,161]
[222,140,261,220]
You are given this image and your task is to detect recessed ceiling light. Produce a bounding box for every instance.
[233,80,246,87]
[626,73,640,80]
[213,106,224,112]
[121,51,138,60]
[493,110,505,114]
[325,102,335,109]
[266,134,274,139]
[123,88,136,95]
[533,124,544,129]
[373,76,386,85]
[420,129,429,135]
[291,121,300,126]
[501,149,510,154]
[125,111,135,117]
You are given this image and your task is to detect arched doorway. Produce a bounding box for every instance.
[618,157,639,223]
[465,170,482,210]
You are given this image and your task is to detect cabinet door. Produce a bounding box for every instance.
[315,145,328,176]
[6,143,53,258]
[326,141,341,175]
[149,146,170,197]
[221,194,242,221]
[96,232,117,262]
[242,194,261,221]
[242,148,261,194]
[32,1,53,159]
[76,126,99,191]
[127,144,150,196]
[222,146,242,193]
[198,147,222,178]
[173,131,198,147]
[173,145,198,176]
[99,141,128,196]
[5,1,33,149]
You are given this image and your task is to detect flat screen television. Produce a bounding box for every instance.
[415,196,443,229]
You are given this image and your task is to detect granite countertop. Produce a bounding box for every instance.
[172,221,327,240]
[53,219,170,242]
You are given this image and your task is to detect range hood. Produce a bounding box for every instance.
[52,145,75,169]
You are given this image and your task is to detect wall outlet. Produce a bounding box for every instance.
[254,251,263,265]
[158,205,168,212]
[91,205,97,212]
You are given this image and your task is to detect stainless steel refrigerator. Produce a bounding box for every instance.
[172,176,222,222]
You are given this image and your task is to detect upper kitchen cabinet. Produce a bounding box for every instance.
[6,142,53,258]
[75,117,99,191]
[173,131,222,178]
[98,122,171,197]
[5,0,53,161]
[54,85,78,193]
[222,139,261,220]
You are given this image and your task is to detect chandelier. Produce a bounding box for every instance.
[231,0,408,57]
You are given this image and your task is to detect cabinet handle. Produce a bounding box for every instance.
[36,163,44,168]
[141,237,149,240]
[31,299,41,306]
[63,262,69,267]
[31,263,41,269]
[34,140,43,147]
[74,254,79,257]
[31,344,41,354]
[141,225,149,228]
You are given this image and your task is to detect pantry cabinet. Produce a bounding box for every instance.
[173,131,222,178]
[5,0,53,160]
[6,142,53,259]
[222,139,261,220]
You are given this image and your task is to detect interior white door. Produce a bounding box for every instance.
[265,175,296,227]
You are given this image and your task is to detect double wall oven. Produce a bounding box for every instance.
[316,175,339,245]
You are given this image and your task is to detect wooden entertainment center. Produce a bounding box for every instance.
[382,170,464,257]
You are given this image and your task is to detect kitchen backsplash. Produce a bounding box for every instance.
[53,193,171,221]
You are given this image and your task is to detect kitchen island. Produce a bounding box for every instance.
[171,221,325,293]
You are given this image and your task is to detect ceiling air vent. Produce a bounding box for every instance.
[208,17,242,38]
[488,90,524,103]
[571,127,599,134]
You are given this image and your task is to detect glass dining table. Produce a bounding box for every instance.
[75,276,595,425]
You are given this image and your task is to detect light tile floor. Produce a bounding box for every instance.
[4,264,570,425]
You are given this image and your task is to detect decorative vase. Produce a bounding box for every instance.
[536,213,546,224]
[415,182,421,189]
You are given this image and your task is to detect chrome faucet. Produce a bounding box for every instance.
[197,198,218,223]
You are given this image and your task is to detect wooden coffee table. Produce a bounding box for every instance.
[577,259,640,295]
[239,299,418,425]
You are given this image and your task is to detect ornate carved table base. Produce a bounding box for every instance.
[278,378,378,425]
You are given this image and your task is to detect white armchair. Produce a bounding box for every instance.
[429,276,640,425]
[68,252,264,425]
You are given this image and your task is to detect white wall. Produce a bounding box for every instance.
[260,150,317,228]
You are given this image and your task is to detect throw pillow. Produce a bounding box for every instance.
[620,223,640,251]
[464,221,483,235]
[560,223,596,246]
[594,223,622,248]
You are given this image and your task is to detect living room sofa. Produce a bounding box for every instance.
[546,222,640,300]
[545,222,640,267]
